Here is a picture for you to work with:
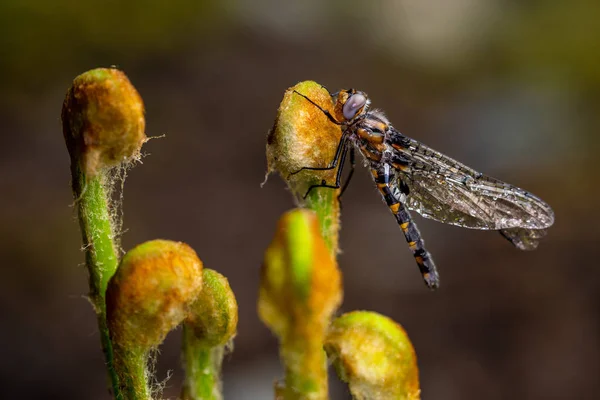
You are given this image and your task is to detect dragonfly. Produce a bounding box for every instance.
[292,88,555,289]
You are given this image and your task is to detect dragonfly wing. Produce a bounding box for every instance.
[396,170,554,230]
[499,227,547,250]
[389,132,555,236]
[392,170,494,229]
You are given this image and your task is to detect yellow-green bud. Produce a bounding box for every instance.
[325,311,421,400]
[186,269,238,347]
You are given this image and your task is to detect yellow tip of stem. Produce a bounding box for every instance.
[259,209,343,399]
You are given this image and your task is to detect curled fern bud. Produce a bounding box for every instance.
[106,240,204,399]
[325,311,421,400]
[186,269,238,347]
[266,80,341,196]
[62,67,145,176]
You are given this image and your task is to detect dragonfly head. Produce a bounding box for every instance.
[333,89,370,123]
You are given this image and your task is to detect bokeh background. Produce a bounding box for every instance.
[1,1,599,399]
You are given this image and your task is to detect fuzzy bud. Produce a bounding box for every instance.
[62,67,146,176]
[265,81,342,199]
[325,311,421,400]
[106,240,203,350]
[186,268,238,347]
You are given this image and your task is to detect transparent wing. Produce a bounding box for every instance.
[388,131,554,249]
[498,227,548,251]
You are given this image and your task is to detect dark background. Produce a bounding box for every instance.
[1,1,599,399]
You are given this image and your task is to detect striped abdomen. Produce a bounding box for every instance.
[370,163,440,289]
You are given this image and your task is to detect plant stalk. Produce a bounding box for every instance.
[112,344,150,400]
[181,325,225,400]
[304,186,340,255]
[71,162,123,399]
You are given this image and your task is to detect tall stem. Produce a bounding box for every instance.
[71,162,122,399]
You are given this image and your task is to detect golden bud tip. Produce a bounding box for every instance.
[106,240,203,349]
[62,67,146,176]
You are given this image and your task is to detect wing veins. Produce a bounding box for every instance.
[386,128,554,231]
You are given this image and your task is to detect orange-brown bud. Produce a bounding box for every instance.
[106,240,203,349]
[266,81,342,199]
[62,67,146,176]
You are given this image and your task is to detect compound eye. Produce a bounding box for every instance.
[342,93,367,120]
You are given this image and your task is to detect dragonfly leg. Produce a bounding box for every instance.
[290,133,349,178]
[372,164,440,289]
[302,142,348,199]
[289,90,353,199]
[338,147,355,203]
[289,90,346,178]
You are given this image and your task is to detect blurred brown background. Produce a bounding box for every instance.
[1,1,599,399]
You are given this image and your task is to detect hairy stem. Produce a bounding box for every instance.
[304,186,340,255]
[112,345,150,400]
[73,165,119,303]
[71,162,122,399]
[181,325,225,400]
[281,338,328,400]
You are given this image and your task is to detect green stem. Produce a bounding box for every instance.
[181,325,224,400]
[112,344,151,400]
[304,187,340,255]
[281,340,328,400]
[71,162,122,399]
[73,165,119,299]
